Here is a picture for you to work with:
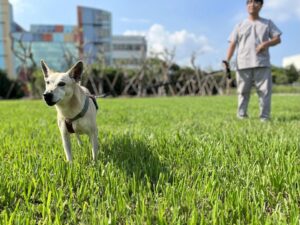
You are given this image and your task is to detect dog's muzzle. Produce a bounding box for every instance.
[43,92,57,106]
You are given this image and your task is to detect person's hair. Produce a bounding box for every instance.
[247,0,263,5]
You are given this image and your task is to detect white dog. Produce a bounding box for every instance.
[41,60,99,162]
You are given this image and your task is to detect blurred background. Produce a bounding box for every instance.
[0,0,299,99]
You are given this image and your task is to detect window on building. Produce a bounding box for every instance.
[113,44,142,51]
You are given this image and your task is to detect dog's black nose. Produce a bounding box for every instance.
[43,92,53,102]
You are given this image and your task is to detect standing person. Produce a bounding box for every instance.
[224,0,282,121]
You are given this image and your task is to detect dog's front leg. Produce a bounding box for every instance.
[58,120,72,161]
[61,132,72,162]
[89,130,99,160]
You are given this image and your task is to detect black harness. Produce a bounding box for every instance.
[65,95,98,133]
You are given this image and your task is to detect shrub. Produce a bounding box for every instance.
[0,70,25,99]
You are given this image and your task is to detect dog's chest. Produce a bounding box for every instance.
[72,119,90,134]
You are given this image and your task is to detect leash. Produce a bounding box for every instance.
[94,93,112,98]
[145,81,177,90]
[91,69,231,96]
[222,60,232,79]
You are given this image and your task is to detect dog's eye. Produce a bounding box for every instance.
[46,81,50,85]
[58,82,66,87]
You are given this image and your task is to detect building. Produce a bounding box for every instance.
[12,25,79,72]
[0,0,14,78]
[0,0,147,79]
[112,35,147,69]
[283,54,300,70]
[77,6,112,65]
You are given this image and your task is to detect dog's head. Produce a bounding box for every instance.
[41,60,83,106]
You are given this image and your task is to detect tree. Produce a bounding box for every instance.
[285,64,299,83]
[10,33,38,98]
[0,69,25,99]
[272,66,288,84]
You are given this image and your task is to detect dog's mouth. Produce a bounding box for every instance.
[43,94,60,106]
[45,100,58,106]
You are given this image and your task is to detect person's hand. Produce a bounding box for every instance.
[222,60,230,70]
[256,42,268,53]
[222,60,231,79]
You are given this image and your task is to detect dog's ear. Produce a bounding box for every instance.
[41,60,50,78]
[68,61,83,82]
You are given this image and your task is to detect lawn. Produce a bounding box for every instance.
[0,95,299,224]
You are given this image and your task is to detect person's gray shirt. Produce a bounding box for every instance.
[229,17,282,70]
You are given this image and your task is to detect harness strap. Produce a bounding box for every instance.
[65,95,98,133]
[65,120,75,133]
[89,95,99,110]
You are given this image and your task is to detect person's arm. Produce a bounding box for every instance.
[256,35,281,53]
[226,41,236,62]
[223,41,236,69]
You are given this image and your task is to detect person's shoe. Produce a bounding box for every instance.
[260,117,269,122]
[237,115,248,120]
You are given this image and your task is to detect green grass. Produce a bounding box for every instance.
[272,85,300,94]
[0,95,299,224]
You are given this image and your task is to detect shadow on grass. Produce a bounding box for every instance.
[275,114,300,122]
[101,132,169,185]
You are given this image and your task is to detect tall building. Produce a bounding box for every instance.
[0,0,14,78]
[0,2,147,79]
[77,6,112,66]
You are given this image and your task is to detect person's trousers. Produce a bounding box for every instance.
[236,67,272,119]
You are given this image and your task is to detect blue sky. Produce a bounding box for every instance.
[9,0,300,70]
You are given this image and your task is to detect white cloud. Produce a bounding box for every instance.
[263,0,300,22]
[124,24,215,66]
